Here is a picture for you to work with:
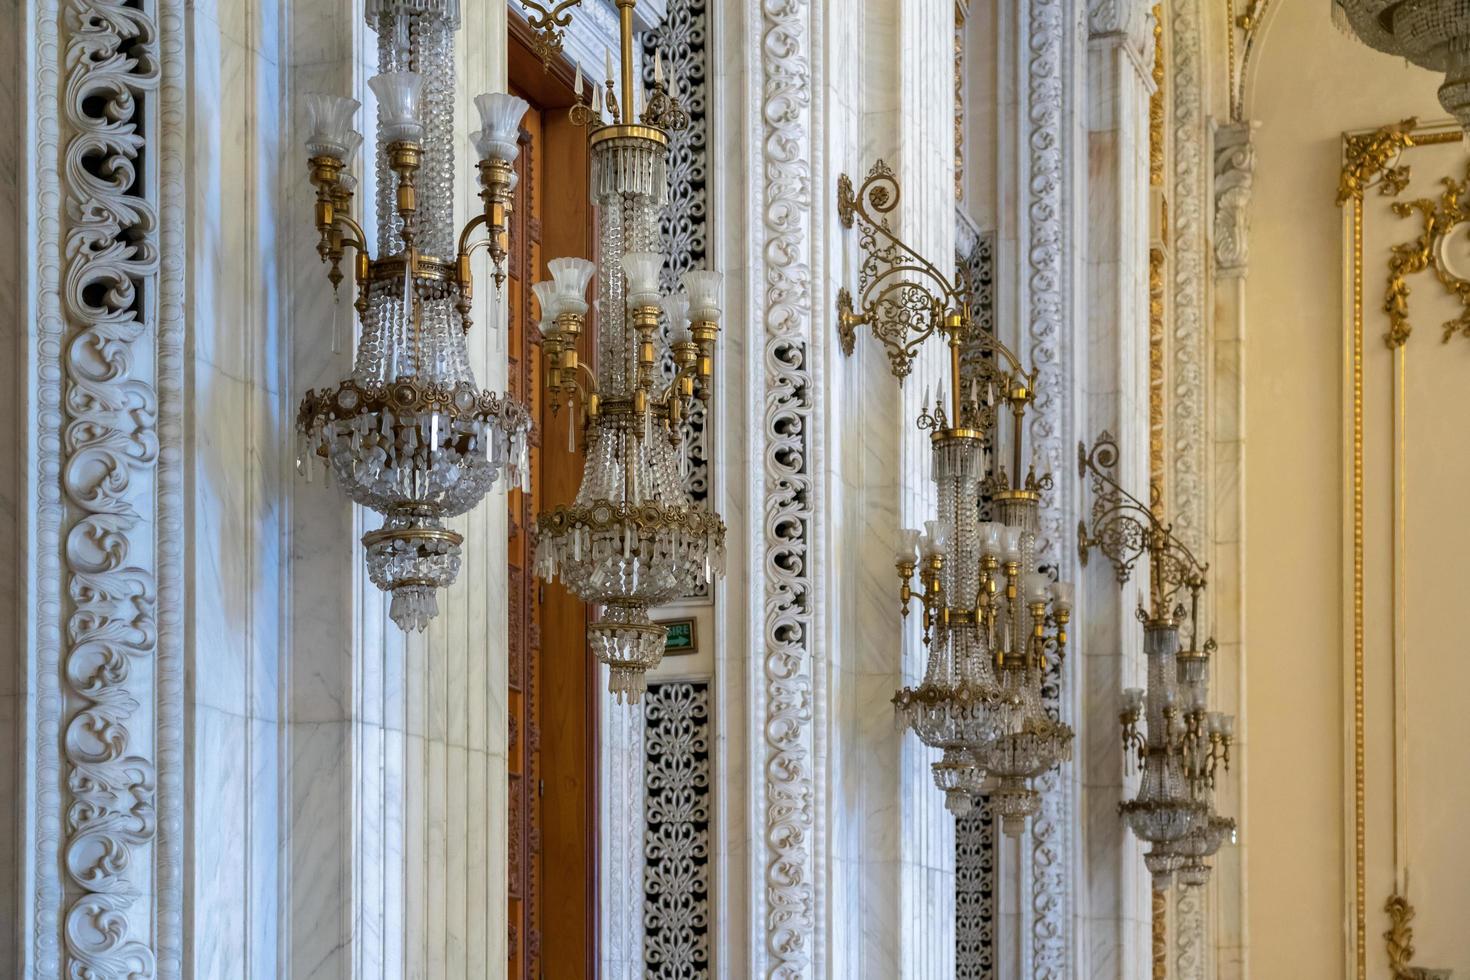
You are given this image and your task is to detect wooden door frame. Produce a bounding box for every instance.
[506,14,600,980]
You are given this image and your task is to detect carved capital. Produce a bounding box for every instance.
[1089,0,1152,57]
[1213,120,1257,279]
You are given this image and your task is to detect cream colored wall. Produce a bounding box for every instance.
[1241,5,1443,976]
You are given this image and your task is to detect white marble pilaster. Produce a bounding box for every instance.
[1079,0,1155,975]
[601,679,648,979]
[184,0,297,972]
[282,2,381,976]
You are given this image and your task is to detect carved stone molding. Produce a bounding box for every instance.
[1214,120,1256,279]
[755,0,818,973]
[33,0,187,975]
[1088,0,1151,57]
[1025,0,1075,972]
[1168,0,1208,553]
[1174,884,1206,980]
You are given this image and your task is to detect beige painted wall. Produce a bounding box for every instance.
[1241,4,1447,976]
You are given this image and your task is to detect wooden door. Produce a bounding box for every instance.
[505,22,598,979]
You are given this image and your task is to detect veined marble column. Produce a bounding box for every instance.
[1079,0,1155,974]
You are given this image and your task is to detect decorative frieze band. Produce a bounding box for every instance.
[1025,0,1075,972]
[756,0,819,973]
[35,0,186,975]
[644,682,712,978]
[1168,0,1208,552]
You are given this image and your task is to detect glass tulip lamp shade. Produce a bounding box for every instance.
[471,91,529,162]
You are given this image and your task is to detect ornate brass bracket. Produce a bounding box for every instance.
[836,161,975,380]
[517,0,584,68]
[1078,432,1208,624]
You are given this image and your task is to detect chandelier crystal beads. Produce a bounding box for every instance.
[532,2,726,704]
[838,162,1074,827]
[296,0,532,632]
[1079,433,1235,889]
[1334,0,1470,131]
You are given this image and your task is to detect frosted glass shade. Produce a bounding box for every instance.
[369,71,425,143]
[1050,579,1074,612]
[662,291,691,344]
[622,252,664,309]
[304,94,361,158]
[923,519,951,557]
[1122,688,1146,714]
[532,281,562,327]
[682,269,723,321]
[1000,526,1023,562]
[547,257,596,315]
[473,92,529,162]
[341,130,364,165]
[895,527,921,565]
[978,521,1003,559]
[1023,572,1051,603]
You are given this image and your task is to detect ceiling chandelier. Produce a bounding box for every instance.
[296,0,533,633]
[1334,0,1470,131]
[530,2,726,703]
[1078,433,1235,889]
[838,162,1074,825]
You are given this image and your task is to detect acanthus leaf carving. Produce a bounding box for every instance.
[1169,0,1207,555]
[47,0,180,975]
[1026,0,1074,973]
[1213,120,1256,280]
[759,0,817,973]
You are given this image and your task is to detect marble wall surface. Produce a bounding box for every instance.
[4,0,1194,975]
[1079,3,1155,975]
[1,1,24,970]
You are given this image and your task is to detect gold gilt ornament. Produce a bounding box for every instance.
[531,2,726,703]
[1385,158,1470,347]
[296,0,532,631]
[838,161,1074,828]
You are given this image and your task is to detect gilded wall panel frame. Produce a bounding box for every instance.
[1338,119,1466,980]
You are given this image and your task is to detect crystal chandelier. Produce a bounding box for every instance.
[1334,0,1470,131]
[838,162,1074,824]
[530,3,726,703]
[296,0,532,632]
[1079,433,1235,888]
